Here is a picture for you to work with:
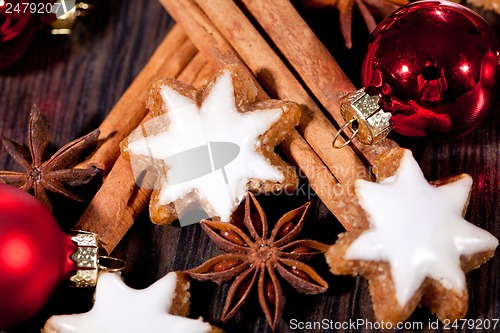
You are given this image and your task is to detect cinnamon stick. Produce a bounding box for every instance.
[78,25,198,173]
[77,54,216,254]
[280,131,345,221]
[239,0,399,164]
[76,154,154,254]
[161,0,370,185]
[177,53,217,87]
[158,0,370,226]
[159,0,357,228]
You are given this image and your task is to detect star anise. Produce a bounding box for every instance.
[303,0,408,48]
[0,105,100,211]
[186,192,329,330]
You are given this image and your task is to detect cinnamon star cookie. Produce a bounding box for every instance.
[42,272,222,333]
[326,148,498,323]
[121,65,300,225]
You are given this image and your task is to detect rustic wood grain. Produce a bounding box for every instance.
[0,1,499,333]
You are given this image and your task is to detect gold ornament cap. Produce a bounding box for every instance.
[51,1,93,35]
[70,231,99,287]
[333,88,392,148]
[69,231,126,288]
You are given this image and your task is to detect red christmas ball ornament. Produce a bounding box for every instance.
[361,0,500,138]
[0,184,100,328]
[0,1,56,70]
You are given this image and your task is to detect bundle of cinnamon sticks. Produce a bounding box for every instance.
[76,0,398,254]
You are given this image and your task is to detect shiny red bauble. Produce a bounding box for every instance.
[362,0,500,138]
[0,1,56,70]
[0,184,77,328]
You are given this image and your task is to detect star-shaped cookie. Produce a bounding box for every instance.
[122,65,300,225]
[43,272,222,333]
[326,148,498,323]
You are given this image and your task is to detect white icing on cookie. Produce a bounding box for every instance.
[127,70,284,221]
[44,272,212,333]
[345,150,498,307]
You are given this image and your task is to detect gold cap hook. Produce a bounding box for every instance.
[332,118,358,149]
[98,256,127,273]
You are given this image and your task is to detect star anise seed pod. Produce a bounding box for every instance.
[303,0,408,48]
[186,192,329,330]
[0,105,100,211]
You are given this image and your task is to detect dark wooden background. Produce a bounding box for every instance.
[1,1,499,332]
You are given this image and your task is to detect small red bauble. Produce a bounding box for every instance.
[0,1,56,70]
[0,184,77,328]
[361,0,500,138]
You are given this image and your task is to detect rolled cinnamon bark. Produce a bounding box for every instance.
[76,154,153,254]
[280,131,347,224]
[239,0,399,164]
[160,0,357,227]
[161,0,370,184]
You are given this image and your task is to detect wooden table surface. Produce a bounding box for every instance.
[1,1,499,332]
